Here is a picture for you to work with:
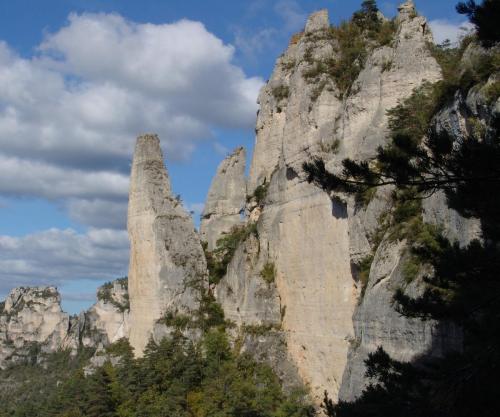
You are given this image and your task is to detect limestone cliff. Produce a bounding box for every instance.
[206,0,460,403]
[81,278,130,348]
[0,287,72,368]
[200,147,247,251]
[127,134,207,355]
[0,279,131,368]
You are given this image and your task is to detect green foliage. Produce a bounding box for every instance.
[204,223,259,286]
[302,1,396,100]
[159,290,227,332]
[319,137,341,154]
[158,310,193,330]
[1,331,312,417]
[242,323,281,336]
[484,80,500,103]
[97,278,129,312]
[456,0,500,47]
[104,338,134,359]
[356,255,374,299]
[272,85,290,101]
[355,185,377,207]
[260,262,276,285]
[0,348,95,417]
[248,181,270,205]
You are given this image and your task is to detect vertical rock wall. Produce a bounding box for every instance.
[200,147,247,251]
[212,0,446,402]
[127,134,207,355]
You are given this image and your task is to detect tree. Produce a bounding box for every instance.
[304,8,500,415]
[353,0,381,32]
[456,0,500,46]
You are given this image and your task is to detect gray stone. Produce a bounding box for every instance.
[305,9,329,34]
[200,147,247,251]
[127,134,207,356]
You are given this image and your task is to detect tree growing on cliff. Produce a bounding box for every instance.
[304,3,500,415]
[456,0,500,46]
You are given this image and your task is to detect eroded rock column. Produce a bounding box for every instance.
[127,134,206,355]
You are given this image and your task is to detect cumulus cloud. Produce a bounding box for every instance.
[67,198,128,229]
[0,12,263,204]
[0,154,129,200]
[0,228,129,295]
[429,19,475,45]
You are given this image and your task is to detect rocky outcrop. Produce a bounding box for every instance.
[0,279,131,368]
[127,134,207,355]
[213,0,446,403]
[82,279,130,347]
[200,147,247,251]
[0,287,72,368]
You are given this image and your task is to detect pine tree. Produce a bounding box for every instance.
[456,0,500,46]
[304,2,500,415]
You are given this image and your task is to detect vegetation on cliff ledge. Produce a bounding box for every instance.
[303,0,396,100]
[304,1,500,415]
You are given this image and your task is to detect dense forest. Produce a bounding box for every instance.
[0,330,313,417]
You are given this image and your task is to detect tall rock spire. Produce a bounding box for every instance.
[127,134,207,355]
[200,147,247,251]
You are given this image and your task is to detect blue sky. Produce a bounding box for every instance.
[0,0,471,314]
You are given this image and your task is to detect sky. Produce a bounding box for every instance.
[0,0,472,314]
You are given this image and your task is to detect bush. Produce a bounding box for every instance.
[97,278,129,312]
[247,182,269,206]
[260,262,276,285]
[319,137,340,153]
[242,323,280,336]
[271,85,290,101]
[301,3,396,100]
[484,80,500,103]
[204,223,258,285]
[356,255,374,299]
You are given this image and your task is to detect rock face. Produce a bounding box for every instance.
[208,1,448,403]
[0,279,131,368]
[0,287,72,368]
[82,279,130,347]
[127,134,207,355]
[200,147,247,251]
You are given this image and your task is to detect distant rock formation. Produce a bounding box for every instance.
[82,278,129,348]
[0,280,129,368]
[0,287,73,368]
[127,134,207,355]
[200,147,247,251]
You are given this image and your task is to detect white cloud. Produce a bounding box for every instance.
[67,198,128,229]
[0,228,129,295]
[429,19,475,45]
[0,13,264,300]
[0,12,263,210]
[0,154,129,200]
[233,0,306,63]
[213,142,231,156]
